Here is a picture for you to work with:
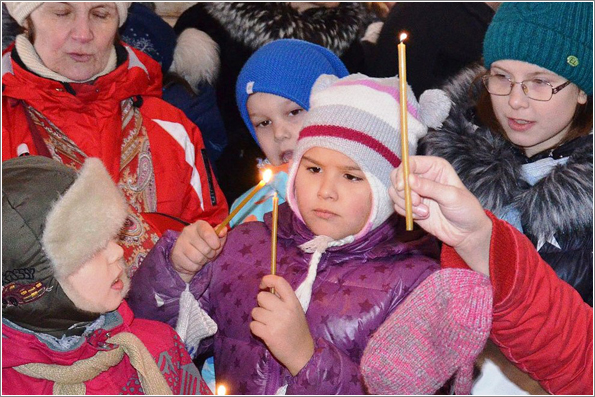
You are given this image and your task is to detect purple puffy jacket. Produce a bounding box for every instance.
[127,203,439,394]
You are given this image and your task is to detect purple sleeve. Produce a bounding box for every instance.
[126,230,187,328]
[287,338,366,395]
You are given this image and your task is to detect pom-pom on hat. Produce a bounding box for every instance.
[236,39,349,145]
[286,73,451,239]
[5,2,131,27]
[483,2,593,95]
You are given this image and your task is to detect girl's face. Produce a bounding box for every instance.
[247,93,306,166]
[28,2,119,81]
[294,147,372,240]
[63,240,129,313]
[489,60,588,157]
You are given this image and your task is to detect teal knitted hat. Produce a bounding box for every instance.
[483,2,593,96]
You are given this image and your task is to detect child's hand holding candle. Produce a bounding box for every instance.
[215,169,274,234]
[171,219,229,283]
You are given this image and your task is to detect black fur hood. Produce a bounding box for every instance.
[201,2,373,56]
[419,65,593,244]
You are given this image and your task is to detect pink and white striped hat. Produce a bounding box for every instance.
[286,73,451,239]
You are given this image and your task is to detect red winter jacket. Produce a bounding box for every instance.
[2,43,227,231]
[442,212,593,395]
[1,301,212,395]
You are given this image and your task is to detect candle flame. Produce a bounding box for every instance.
[399,32,408,42]
[262,168,273,183]
[216,385,227,395]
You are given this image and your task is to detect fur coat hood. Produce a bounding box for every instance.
[173,2,375,85]
[419,64,593,246]
[195,2,372,56]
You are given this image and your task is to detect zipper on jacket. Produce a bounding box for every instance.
[202,148,217,206]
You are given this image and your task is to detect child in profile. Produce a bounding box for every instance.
[2,156,209,395]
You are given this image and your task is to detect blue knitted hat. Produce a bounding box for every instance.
[483,2,593,96]
[236,39,349,145]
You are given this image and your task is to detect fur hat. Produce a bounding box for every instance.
[5,2,131,27]
[287,73,451,239]
[2,156,128,337]
[483,2,593,95]
[236,39,349,145]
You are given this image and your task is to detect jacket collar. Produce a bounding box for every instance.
[3,42,161,103]
[266,202,439,262]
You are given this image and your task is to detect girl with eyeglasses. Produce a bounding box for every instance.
[418,2,592,394]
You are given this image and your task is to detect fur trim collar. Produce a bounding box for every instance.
[204,3,371,55]
[420,65,593,241]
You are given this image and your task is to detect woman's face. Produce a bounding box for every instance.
[489,60,588,157]
[294,147,372,240]
[247,93,306,166]
[28,2,119,81]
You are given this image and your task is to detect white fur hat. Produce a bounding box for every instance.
[5,2,131,27]
[42,158,128,280]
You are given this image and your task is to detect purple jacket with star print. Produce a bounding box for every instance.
[127,203,440,395]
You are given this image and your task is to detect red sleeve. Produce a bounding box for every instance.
[141,99,229,227]
[442,211,593,395]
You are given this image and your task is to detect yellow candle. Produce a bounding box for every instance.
[214,169,273,234]
[216,384,227,395]
[398,32,414,231]
[270,192,279,294]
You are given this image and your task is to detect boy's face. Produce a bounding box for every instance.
[247,93,306,166]
[294,147,372,240]
[62,240,129,313]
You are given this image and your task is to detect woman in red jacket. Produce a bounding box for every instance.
[387,155,593,395]
[2,2,228,274]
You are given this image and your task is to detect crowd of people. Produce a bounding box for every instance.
[2,2,592,395]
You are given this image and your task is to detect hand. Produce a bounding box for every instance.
[171,220,227,283]
[250,275,315,376]
[389,156,492,275]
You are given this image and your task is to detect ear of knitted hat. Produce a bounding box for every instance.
[236,39,349,145]
[361,268,493,395]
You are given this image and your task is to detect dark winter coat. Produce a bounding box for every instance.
[128,203,440,394]
[366,2,495,97]
[419,65,593,306]
[173,3,376,203]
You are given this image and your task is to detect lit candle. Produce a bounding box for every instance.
[215,169,273,234]
[398,32,414,231]
[216,384,227,395]
[270,192,279,294]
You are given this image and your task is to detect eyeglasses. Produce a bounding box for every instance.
[482,74,571,102]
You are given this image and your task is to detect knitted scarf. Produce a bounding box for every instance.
[13,332,172,395]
